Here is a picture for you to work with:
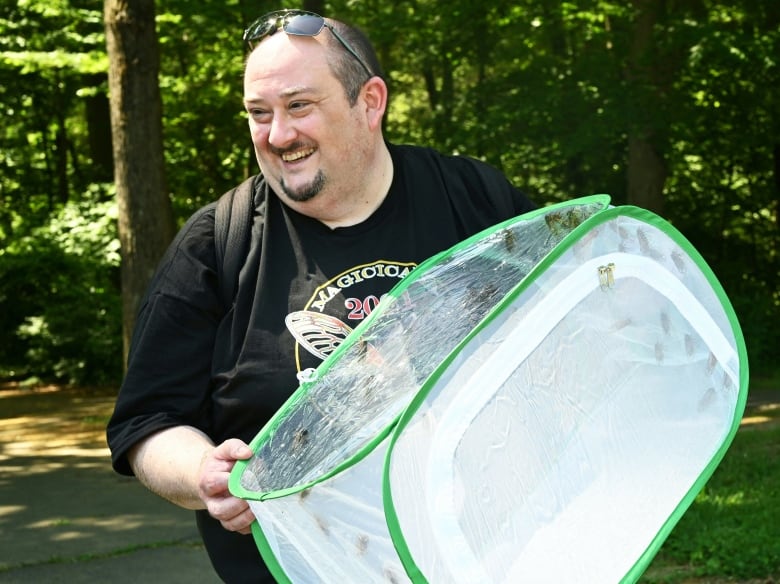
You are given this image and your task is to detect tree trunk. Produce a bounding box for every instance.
[625,0,667,214]
[627,135,667,214]
[84,74,115,183]
[104,0,175,369]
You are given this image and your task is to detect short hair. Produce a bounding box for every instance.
[324,19,384,105]
[243,17,385,107]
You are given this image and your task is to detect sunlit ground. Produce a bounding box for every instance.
[0,384,112,456]
[739,402,779,428]
[0,384,197,570]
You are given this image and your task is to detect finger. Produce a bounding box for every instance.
[199,471,229,498]
[208,496,253,530]
[206,491,249,518]
[220,505,256,535]
[213,439,253,462]
[198,445,249,495]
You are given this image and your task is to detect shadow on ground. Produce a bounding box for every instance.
[0,385,218,583]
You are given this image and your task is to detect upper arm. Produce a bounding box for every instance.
[107,206,222,475]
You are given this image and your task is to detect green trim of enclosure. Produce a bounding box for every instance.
[228,195,610,584]
[228,195,611,502]
[249,520,293,584]
[617,207,750,583]
[381,197,614,582]
[381,203,749,583]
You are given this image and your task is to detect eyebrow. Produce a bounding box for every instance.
[245,85,318,101]
[279,85,317,98]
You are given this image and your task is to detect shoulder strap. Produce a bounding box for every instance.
[214,175,257,308]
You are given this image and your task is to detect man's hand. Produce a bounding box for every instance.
[198,439,256,534]
[129,427,257,534]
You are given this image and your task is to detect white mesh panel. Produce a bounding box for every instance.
[386,215,741,583]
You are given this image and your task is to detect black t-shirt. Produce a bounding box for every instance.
[106,143,536,582]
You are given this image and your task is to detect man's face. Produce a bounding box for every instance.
[243,32,368,206]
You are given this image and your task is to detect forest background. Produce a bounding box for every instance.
[0,0,777,386]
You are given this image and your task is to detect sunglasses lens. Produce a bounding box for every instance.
[283,14,325,36]
[244,11,324,44]
[243,11,372,77]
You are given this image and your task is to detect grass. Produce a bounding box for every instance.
[640,384,780,583]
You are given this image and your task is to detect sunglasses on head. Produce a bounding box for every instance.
[243,10,374,79]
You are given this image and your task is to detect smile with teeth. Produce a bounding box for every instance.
[282,147,316,163]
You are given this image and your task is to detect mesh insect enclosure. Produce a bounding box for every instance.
[229,196,748,584]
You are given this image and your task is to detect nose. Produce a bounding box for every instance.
[267,113,297,149]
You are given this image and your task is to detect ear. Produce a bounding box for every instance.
[360,76,388,131]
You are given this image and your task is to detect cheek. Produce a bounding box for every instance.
[248,121,269,147]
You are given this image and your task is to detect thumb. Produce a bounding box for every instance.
[219,438,253,461]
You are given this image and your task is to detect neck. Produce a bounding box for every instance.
[326,145,393,229]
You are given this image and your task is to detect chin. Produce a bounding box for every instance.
[281,171,326,204]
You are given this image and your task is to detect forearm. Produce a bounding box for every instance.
[128,425,214,510]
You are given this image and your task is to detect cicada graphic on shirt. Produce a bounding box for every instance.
[285,261,417,374]
[285,310,387,369]
[285,311,354,361]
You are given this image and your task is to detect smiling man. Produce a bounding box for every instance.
[243,21,393,226]
[107,9,536,582]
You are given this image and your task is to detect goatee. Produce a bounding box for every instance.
[281,170,326,203]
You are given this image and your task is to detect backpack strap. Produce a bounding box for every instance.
[214,175,258,308]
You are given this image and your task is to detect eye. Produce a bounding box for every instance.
[289,100,312,115]
[247,107,271,123]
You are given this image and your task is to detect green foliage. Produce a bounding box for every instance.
[642,421,780,581]
[0,0,112,235]
[721,276,780,377]
[156,0,252,216]
[0,0,778,380]
[0,187,122,385]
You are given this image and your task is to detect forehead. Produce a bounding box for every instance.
[244,31,334,95]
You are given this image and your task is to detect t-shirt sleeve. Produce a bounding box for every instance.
[454,155,537,220]
[107,204,223,476]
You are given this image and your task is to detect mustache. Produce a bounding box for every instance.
[269,141,312,157]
